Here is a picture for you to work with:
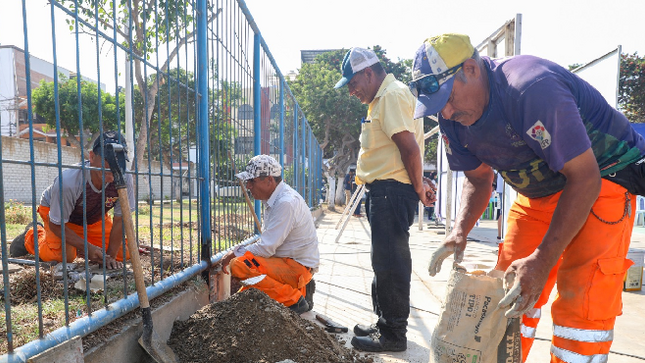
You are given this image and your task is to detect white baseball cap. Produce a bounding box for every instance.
[235,155,282,181]
[334,47,379,89]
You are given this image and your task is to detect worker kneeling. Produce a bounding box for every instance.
[10,131,133,270]
[221,155,319,314]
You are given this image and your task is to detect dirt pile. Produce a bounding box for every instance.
[168,288,373,363]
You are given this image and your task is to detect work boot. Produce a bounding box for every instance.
[350,335,406,352]
[353,323,378,337]
[10,222,42,258]
[305,278,316,312]
[288,296,310,315]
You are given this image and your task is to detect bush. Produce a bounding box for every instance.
[5,200,33,224]
[138,205,151,216]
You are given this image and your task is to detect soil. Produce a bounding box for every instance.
[168,288,373,363]
[0,245,196,355]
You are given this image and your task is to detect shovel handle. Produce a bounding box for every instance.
[237,178,263,232]
[118,188,150,309]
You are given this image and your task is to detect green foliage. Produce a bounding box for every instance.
[4,200,32,225]
[289,46,419,177]
[61,0,195,61]
[145,68,198,162]
[619,52,645,123]
[31,73,125,139]
[289,49,365,162]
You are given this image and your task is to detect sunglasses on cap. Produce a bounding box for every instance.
[408,63,464,99]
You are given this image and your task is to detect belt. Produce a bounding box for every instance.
[365,179,405,191]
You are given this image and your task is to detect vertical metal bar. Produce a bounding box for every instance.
[308,128,313,206]
[0,119,12,354]
[300,116,306,197]
[279,80,285,173]
[293,106,298,190]
[49,0,71,323]
[197,0,212,261]
[253,33,262,224]
[21,0,44,337]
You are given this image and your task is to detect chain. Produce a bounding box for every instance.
[590,192,631,225]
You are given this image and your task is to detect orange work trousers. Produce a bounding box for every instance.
[229,251,313,308]
[24,206,129,263]
[496,179,635,363]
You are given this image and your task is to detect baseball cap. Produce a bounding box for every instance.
[411,34,474,119]
[92,131,129,172]
[235,155,282,182]
[334,47,379,89]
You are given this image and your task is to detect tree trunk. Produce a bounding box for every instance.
[335,176,346,206]
[325,172,336,211]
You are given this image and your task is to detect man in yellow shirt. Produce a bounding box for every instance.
[335,47,435,352]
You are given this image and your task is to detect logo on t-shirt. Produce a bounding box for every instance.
[526,121,551,149]
[105,196,119,209]
[441,134,452,155]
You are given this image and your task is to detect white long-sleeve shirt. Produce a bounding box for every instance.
[234,181,319,269]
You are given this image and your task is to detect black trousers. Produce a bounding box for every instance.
[366,179,418,342]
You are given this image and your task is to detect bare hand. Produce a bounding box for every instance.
[419,177,437,207]
[428,233,467,276]
[103,256,123,270]
[221,251,235,274]
[87,247,122,270]
[498,253,549,318]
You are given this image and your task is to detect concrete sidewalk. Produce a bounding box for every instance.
[306,209,645,363]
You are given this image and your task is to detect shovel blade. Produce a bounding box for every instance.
[138,329,178,363]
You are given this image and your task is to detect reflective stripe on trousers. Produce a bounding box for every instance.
[496,180,634,362]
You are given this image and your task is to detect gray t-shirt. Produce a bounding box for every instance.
[40,161,135,226]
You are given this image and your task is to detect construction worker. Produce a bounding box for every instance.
[415,34,645,362]
[10,131,134,270]
[221,155,319,314]
[334,47,436,352]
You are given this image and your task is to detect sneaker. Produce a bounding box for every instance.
[350,335,406,352]
[10,222,41,258]
[288,296,310,315]
[353,323,378,337]
[304,278,316,312]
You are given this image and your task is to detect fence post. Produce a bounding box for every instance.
[301,116,306,197]
[279,79,285,170]
[293,106,299,191]
[253,33,262,224]
[197,0,212,261]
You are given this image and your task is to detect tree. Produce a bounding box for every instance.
[619,52,645,123]
[32,73,125,150]
[289,46,412,208]
[60,0,221,171]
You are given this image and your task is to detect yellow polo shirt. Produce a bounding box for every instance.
[356,74,424,185]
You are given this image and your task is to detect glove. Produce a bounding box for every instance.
[498,272,537,318]
[428,244,458,276]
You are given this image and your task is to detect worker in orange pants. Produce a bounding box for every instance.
[229,251,312,308]
[416,34,645,362]
[496,180,635,362]
[10,131,134,270]
[221,155,319,314]
[23,205,130,263]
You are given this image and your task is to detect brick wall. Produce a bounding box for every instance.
[1,136,181,204]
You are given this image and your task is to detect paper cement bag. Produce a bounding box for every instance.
[431,266,521,363]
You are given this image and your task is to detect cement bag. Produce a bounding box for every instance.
[431,266,521,363]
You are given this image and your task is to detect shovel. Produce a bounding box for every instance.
[104,144,177,363]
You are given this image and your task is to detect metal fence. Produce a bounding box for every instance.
[0,0,321,360]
